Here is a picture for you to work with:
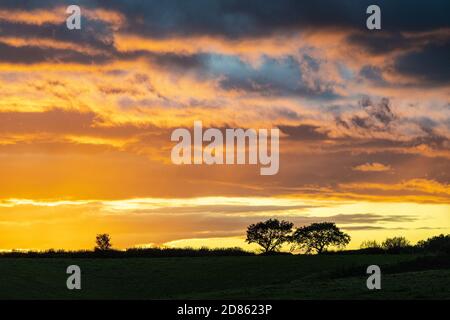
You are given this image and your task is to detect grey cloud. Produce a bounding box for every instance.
[394,41,450,84]
[140,53,340,99]
[2,0,449,36]
[279,124,329,141]
[0,1,448,89]
[359,65,386,85]
[206,54,339,98]
[336,97,396,132]
[347,32,410,55]
[325,213,416,224]
[0,42,112,65]
[84,1,450,37]
[360,96,395,126]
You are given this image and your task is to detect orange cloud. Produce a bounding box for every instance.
[353,162,392,172]
[0,6,124,26]
[339,179,450,198]
[0,8,63,25]
[0,36,105,56]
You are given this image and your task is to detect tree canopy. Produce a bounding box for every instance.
[417,234,450,253]
[246,219,293,253]
[291,222,350,254]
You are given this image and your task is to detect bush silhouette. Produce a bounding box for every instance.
[382,236,410,252]
[0,247,253,258]
[360,240,381,249]
[246,219,293,253]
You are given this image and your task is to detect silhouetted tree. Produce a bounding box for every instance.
[416,234,450,253]
[382,236,410,250]
[95,233,112,251]
[246,219,293,253]
[291,222,350,254]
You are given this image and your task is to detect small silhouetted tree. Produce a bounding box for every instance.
[291,222,351,254]
[246,219,293,253]
[95,233,112,251]
[382,236,410,250]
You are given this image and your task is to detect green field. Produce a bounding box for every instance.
[0,254,448,299]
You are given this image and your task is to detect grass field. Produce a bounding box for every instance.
[0,254,448,299]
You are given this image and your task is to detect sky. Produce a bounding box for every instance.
[0,0,449,251]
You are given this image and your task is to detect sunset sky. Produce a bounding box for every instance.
[0,0,449,251]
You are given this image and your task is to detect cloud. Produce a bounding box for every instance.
[394,41,450,84]
[61,1,450,38]
[353,162,392,172]
[339,179,450,198]
[0,0,448,207]
[0,41,112,65]
[279,124,329,140]
[333,97,409,139]
[347,32,411,55]
[359,65,386,85]
[285,213,418,227]
[148,53,341,99]
[130,204,317,215]
[359,96,395,126]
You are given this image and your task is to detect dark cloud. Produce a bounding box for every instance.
[0,0,447,89]
[337,97,396,132]
[2,0,448,38]
[349,32,450,85]
[96,0,449,38]
[204,54,339,98]
[394,41,450,84]
[0,19,115,50]
[347,32,410,55]
[408,130,450,151]
[279,124,329,141]
[362,96,395,125]
[359,65,386,85]
[152,53,205,70]
[125,52,339,98]
[90,0,362,39]
[0,33,339,98]
[326,213,416,224]
[0,42,112,65]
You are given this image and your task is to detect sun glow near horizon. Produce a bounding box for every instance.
[0,196,448,251]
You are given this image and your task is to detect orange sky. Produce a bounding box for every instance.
[0,1,449,251]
